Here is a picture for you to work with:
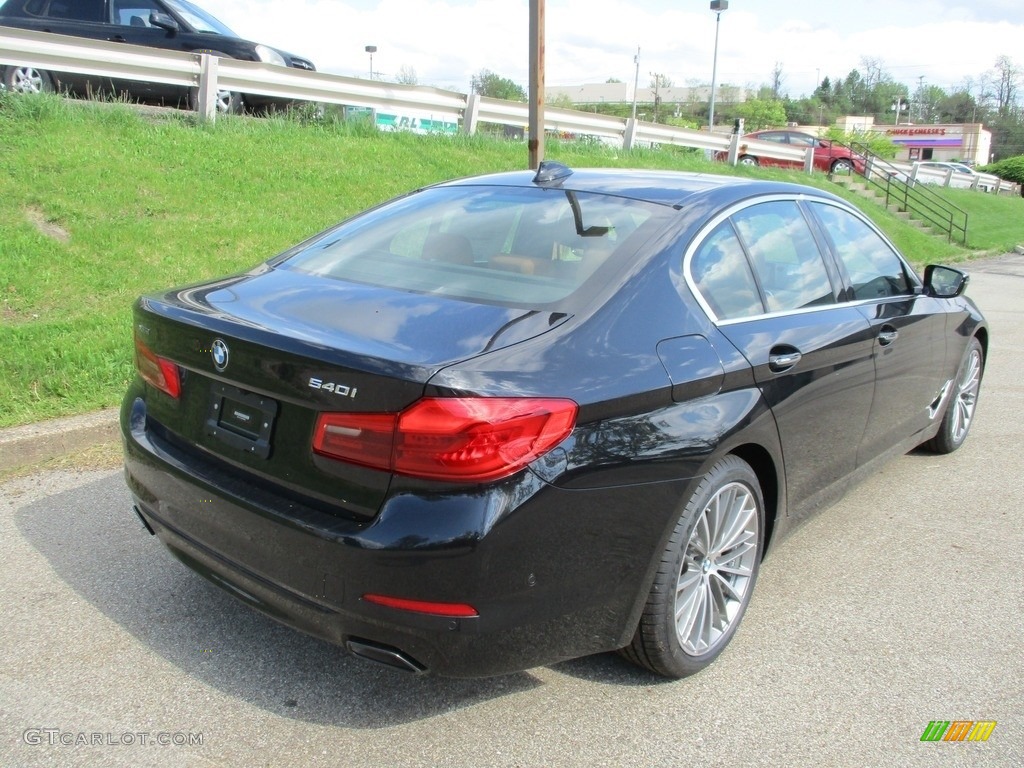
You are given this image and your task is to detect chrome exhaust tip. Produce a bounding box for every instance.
[346,639,427,674]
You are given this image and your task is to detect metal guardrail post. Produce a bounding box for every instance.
[462,92,480,136]
[623,117,638,151]
[727,132,739,165]
[803,148,814,175]
[196,54,218,122]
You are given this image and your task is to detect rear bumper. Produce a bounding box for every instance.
[121,394,683,677]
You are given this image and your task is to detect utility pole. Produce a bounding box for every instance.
[528,0,544,169]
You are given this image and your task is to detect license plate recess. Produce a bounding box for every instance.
[205,384,278,459]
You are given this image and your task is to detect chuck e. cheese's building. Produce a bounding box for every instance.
[836,116,992,164]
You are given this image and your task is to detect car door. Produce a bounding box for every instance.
[687,198,876,514]
[807,201,948,463]
[749,131,794,170]
[6,0,108,94]
[104,0,184,100]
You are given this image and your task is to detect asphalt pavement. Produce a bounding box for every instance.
[1,254,1023,767]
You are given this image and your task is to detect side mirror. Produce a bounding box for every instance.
[150,11,179,32]
[924,265,969,298]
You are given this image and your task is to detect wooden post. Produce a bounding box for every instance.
[528,0,544,169]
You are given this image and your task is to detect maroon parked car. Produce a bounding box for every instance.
[733,130,865,175]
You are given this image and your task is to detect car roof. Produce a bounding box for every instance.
[436,166,846,209]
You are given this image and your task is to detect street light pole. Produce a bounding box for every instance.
[630,46,640,122]
[707,0,728,131]
[364,45,377,80]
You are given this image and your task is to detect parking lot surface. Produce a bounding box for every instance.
[2,255,1023,767]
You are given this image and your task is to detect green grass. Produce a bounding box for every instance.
[2,93,1023,428]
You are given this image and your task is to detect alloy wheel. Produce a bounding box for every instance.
[675,481,759,656]
[951,347,982,444]
[9,66,46,94]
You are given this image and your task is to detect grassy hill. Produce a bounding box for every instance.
[2,93,1023,428]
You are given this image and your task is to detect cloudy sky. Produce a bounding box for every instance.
[196,0,1024,97]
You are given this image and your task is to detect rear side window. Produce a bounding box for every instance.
[689,222,763,321]
[38,0,104,20]
[281,186,662,307]
[810,203,912,300]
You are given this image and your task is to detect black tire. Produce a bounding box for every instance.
[926,337,984,454]
[3,65,54,95]
[622,455,764,678]
[738,155,759,167]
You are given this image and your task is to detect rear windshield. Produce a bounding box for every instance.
[280,186,665,306]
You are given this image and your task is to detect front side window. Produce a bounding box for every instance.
[810,203,912,300]
[281,186,662,307]
[112,0,161,25]
[731,201,836,312]
[163,0,236,34]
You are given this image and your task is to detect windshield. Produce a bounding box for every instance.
[164,0,236,35]
[280,186,666,307]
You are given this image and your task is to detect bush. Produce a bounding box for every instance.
[981,155,1024,196]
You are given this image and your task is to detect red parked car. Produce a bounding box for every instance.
[732,130,865,175]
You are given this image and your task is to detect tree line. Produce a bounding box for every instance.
[467,57,1023,162]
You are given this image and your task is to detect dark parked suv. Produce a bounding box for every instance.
[0,0,315,112]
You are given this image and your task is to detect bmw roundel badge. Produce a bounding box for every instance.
[211,339,230,372]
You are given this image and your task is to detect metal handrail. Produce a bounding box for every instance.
[846,142,968,244]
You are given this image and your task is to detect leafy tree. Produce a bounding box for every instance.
[814,77,832,105]
[395,65,418,86]
[770,61,786,100]
[936,89,979,123]
[980,154,1024,193]
[990,55,1021,117]
[913,84,947,123]
[649,73,673,91]
[734,98,787,130]
[548,93,575,109]
[823,127,899,159]
[471,69,527,101]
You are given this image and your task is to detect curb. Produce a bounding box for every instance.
[0,410,119,472]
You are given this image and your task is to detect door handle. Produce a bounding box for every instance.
[768,349,802,372]
[878,327,899,346]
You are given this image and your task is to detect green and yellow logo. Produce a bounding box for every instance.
[920,721,997,742]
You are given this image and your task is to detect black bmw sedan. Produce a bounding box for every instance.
[121,164,986,678]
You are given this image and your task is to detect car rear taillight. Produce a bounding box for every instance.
[134,334,181,399]
[313,397,577,482]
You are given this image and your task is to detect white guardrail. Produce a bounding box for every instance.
[1,26,1018,193]
[0,26,799,165]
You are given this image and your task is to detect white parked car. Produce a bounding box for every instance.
[915,161,996,192]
